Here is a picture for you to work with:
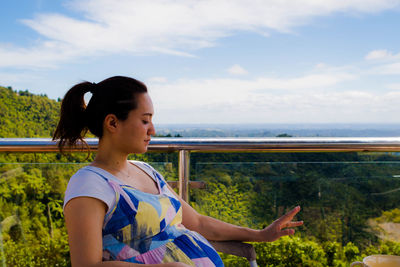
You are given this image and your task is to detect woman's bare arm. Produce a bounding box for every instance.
[167,185,303,242]
[64,197,190,267]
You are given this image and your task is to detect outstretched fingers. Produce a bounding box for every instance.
[283,221,304,228]
[277,206,303,233]
[277,206,301,223]
[279,220,303,237]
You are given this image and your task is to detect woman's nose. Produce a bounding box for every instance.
[148,123,156,136]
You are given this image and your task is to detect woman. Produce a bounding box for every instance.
[54,76,303,267]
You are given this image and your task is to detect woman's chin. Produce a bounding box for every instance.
[138,146,148,154]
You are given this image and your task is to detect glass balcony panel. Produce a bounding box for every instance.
[190,152,400,265]
[1,149,400,266]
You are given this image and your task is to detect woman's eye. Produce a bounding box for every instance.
[142,120,149,124]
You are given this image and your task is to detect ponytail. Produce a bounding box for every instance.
[52,82,95,152]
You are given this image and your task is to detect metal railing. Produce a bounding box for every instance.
[2,137,400,201]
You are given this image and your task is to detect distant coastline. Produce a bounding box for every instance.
[155,123,400,137]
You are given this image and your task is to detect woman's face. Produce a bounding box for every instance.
[116,93,156,154]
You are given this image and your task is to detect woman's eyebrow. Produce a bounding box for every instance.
[142,113,153,117]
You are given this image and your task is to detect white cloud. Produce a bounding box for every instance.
[144,66,400,124]
[387,83,400,90]
[148,70,363,124]
[151,77,400,123]
[0,43,75,68]
[315,63,328,69]
[381,62,400,74]
[365,49,392,60]
[371,62,400,75]
[364,49,400,75]
[2,0,400,68]
[228,64,248,75]
[147,76,168,83]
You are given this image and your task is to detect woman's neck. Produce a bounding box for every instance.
[92,139,129,171]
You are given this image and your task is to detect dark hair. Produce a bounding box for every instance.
[53,76,148,152]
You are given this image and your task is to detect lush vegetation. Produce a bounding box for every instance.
[0,86,60,137]
[1,87,400,266]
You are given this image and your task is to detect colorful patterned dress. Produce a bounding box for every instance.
[84,162,224,266]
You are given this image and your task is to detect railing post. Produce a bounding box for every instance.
[178,150,190,202]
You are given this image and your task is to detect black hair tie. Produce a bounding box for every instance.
[88,82,97,94]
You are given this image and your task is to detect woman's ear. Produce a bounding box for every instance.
[103,114,119,133]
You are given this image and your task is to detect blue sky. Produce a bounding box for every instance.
[1,0,400,124]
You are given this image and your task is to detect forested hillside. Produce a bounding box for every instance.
[0,86,60,137]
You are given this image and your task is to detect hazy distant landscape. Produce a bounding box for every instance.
[156,123,400,137]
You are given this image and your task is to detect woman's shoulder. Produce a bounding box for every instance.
[64,166,116,210]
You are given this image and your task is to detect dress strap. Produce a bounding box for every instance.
[129,161,165,194]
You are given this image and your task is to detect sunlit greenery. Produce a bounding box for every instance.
[0,86,60,138]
